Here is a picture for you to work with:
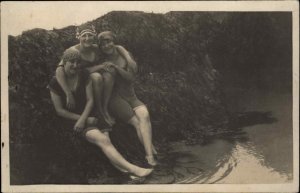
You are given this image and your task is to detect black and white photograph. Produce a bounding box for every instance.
[1,1,299,192]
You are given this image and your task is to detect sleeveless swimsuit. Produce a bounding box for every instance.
[48,69,112,138]
[109,62,144,123]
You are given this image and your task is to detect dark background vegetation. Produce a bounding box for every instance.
[8,11,292,184]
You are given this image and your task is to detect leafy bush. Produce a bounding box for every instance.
[9,12,228,184]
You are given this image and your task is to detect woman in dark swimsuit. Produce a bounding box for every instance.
[49,48,153,178]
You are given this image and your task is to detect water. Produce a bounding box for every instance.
[141,88,293,184]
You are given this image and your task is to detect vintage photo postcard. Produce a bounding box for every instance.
[1,1,299,192]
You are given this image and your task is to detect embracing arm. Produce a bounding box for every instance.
[56,61,72,95]
[116,45,136,66]
[72,78,95,131]
[113,63,137,83]
[56,61,75,109]
[50,79,94,131]
[86,62,113,73]
[112,46,138,82]
[50,90,80,121]
[78,79,94,122]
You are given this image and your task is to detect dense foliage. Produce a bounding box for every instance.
[8,11,291,184]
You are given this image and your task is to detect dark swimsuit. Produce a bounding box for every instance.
[48,69,112,138]
[108,61,144,123]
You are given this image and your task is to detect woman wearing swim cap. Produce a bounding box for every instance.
[55,23,134,127]
[49,48,153,178]
[97,31,158,166]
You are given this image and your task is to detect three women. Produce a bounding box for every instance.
[55,23,133,127]
[49,24,158,180]
[49,48,153,178]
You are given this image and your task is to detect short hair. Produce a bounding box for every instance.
[62,48,80,64]
[97,31,116,42]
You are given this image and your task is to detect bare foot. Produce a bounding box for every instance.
[146,155,158,166]
[131,167,153,177]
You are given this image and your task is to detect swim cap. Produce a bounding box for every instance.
[62,48,80,63]
[76,23,96,39]
[98,31,116,42]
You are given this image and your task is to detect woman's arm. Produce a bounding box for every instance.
[78,79,94,121]
[116,45,136,66]
[56,62,75,109]
[86,62,113,73]
[50,90,80,121]
[111,61,137,83]
[50,79,94,131]
[73,78,94,131]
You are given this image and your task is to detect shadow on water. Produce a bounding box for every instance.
[216,111,278,142]
[228,111,278,129]
[193,111,278,148]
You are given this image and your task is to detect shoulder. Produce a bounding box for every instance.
[115,45,122,49]
[71,45,81,51]
[115,45,128,54]
[48,77,64,96]
[116,45,135,60]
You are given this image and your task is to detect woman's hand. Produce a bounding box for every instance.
[86,117,99,127]
[104,62,117,72]
[127,60,136,67]
[66,92,76,110]
[104,62,116,68]
[74,118,86,133]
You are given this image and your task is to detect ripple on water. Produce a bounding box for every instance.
[144,137,291,184]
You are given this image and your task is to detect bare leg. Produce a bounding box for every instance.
[102,69,116,126]
[134,106,153,157]
[131,106,157,166]
[128,115,157,156]
[90,73,104,118]
[85,129,153,177]
[128,115,144,145]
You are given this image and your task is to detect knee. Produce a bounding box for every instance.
[96,135,111,148]
[90,73,103,85]
[128,116,140,129]
[136,107,150,121]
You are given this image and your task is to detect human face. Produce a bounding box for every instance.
[79,33,95,48]
[64,59,78,75]
[99,34,115,55]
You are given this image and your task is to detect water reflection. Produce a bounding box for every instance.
[127,110,292,184]
[82,107,293,184]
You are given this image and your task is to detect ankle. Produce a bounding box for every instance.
[145,155,157,166]
[146,155,154,159]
